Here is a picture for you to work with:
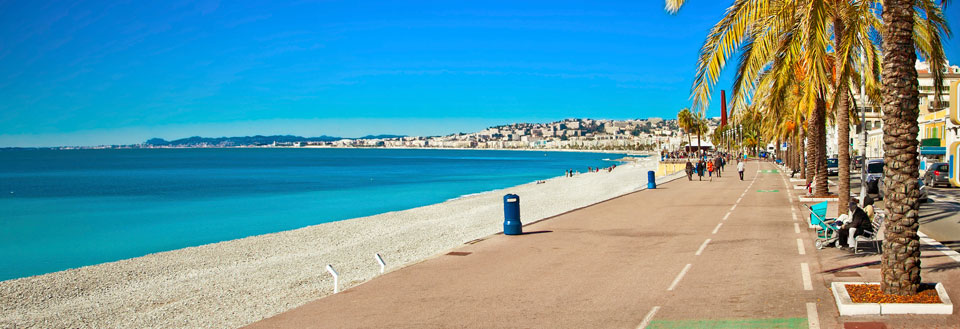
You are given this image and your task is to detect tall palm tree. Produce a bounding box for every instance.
[878,0,924,296]
[693,111,708,156]
[677,108,694,153]
[670,0,950,294]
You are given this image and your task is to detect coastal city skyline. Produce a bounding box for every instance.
[66,117,710,150]
[5,1,958,147]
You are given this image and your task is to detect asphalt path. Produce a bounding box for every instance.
[247,161,828,328]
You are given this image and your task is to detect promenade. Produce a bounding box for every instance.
[247,161,960,328]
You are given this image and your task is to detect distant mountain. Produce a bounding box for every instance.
[357,134,406,140]
[144,134,406,147]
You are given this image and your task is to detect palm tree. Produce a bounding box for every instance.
[677,108,694,154]
[878,0,931,296]
[670,0,951,294]
[694,111,707,156]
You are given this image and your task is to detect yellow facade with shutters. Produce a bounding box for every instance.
[921,110,947,147]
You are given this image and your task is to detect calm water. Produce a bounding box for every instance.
[0,148,624,281]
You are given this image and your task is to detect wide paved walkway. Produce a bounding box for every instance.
[247,161,959,328]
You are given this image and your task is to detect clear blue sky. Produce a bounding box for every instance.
[1,1,959,147]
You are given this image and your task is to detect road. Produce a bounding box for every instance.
[826,173,960,253]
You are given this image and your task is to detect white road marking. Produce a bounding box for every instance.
[794,223,800,233]
[730,204,737,212]
[667,264,692,291]
[695,239,711,256]
[797,238,806,255]
[637,306,661,329]
[806,303,820,329]
[800,263,813,290]
[918,231,960,263]
[792,212,798,222]
[712,223,723,234]
[723,212,731,221]
[737,197,743,203]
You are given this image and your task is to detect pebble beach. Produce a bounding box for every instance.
[0,157,669,329]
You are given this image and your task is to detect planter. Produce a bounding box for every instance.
[831,282,953,315]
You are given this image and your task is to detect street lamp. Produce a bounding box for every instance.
[858,52,868,204]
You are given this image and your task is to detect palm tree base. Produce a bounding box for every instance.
[831,282,953,315]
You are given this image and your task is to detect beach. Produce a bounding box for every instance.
[0,157,667,329]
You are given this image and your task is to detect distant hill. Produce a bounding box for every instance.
[144,134,405,147]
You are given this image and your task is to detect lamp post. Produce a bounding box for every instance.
[858,52,868,203]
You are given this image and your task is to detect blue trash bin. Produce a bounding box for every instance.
[647,171,656,189]
[503,194,522,235]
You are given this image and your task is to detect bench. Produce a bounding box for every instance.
[853,212,886,254]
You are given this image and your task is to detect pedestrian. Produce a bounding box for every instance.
[737,160,745,181]
[697,159,706,181]
[707,160,715,180]
[714,156,723,178]
[685,160,694,181]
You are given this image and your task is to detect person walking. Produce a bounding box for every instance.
[706,160,715,181]
[714,156,723,178]
[685,160,694,181]
[737,160,745,181]
[697,159,706,181]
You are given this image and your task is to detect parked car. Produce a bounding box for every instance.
[827,158,839,176]
[865,159,884,193]
[923,162,951,187]
[878,176,928,202]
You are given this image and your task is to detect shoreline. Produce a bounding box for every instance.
[30,146,655,155]
[1,157,670,328]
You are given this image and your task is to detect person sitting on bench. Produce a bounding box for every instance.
[838,201,872,249]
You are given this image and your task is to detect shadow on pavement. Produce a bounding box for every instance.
[521,230,552,235]
[928,262,960,272]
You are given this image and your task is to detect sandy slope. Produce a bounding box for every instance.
[0,158,667,329]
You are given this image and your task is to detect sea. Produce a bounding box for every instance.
[0,148,629,281]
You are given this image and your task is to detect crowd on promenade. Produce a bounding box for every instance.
[670,151,749,182]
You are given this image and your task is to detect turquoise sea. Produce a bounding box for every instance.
[0,148,623,281]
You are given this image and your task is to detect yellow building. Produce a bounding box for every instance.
[917,61,960,168]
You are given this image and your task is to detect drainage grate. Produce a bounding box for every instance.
[446,251,472,256]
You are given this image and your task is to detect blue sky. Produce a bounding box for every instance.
[1,1,959,147]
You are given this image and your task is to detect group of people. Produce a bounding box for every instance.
[565,164,618,177]
[684,154,745,181]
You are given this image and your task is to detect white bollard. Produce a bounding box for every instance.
[375,253,386,274]
[326,264,339,294]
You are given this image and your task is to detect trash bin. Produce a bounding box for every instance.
[503,194,522,235]
[647,170,656,189]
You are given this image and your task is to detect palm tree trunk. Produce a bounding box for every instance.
[697,128,702,158]
[835,16,851,208]
[880,0,922,296]
[801,129,807,180]
[814,96,828,196]
[806,108,819,187]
